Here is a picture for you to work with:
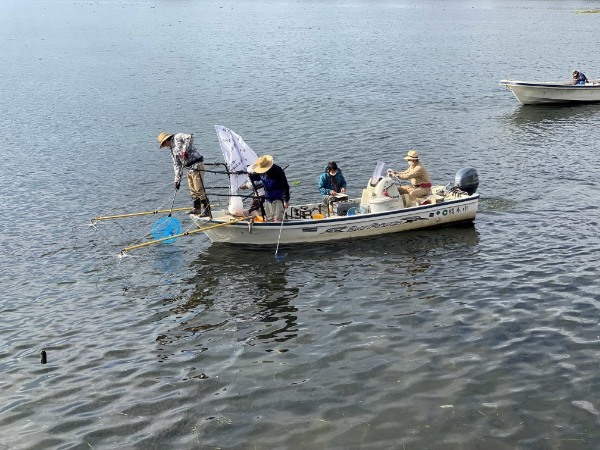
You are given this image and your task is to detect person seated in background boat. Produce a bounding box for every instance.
[158,132,209,216]
[572,70,589,85]
[249,155,290,222]
[318,161,347,208]
[387,149,432,201]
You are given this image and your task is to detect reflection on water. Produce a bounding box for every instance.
[156,245,299,357]
[154,225,480,355]
[480,196,518,213]
[505,103,600,126]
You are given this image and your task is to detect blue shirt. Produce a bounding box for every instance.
[575,72,589,85]
[318,167,347,196]
[250,164,290,203]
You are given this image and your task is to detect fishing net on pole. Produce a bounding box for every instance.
[151,217,182,244]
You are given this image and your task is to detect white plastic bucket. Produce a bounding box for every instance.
[228,196,244,216]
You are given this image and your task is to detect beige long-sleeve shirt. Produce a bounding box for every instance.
[396,162,431,187]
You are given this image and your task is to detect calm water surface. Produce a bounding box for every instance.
[2,0,600,448]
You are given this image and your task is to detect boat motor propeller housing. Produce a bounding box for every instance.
[454,167,479,195]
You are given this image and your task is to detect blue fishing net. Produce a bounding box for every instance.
[151,217,182,244]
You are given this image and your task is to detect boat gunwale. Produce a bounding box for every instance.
[194,194,479,228]
[500,79,600,89]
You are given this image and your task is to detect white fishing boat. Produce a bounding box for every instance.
[191,184,479,245]
[189,127,480,246]
[500,79,600,105]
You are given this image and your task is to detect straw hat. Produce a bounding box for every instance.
[404,149,419,161]
[157,132,173,146]
[252,155,274,173]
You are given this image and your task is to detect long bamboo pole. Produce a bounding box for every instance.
[120,216,250,253]
[93,207,192,222]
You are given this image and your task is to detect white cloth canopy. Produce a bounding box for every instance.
[215,125,258,194]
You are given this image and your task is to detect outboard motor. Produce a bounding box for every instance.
[454,167,479,195]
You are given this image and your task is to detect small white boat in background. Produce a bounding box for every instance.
[500,79,600,105]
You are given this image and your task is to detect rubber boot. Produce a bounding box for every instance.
[200,199,211,217]
[189,199,203,215]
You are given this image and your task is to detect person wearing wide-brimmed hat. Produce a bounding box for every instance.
[387,149,432,201]
[572,69,589,85]
[158,132,209,216]
[249,154,290,221]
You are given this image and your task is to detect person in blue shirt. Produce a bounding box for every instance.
[572,70,589,85]
[318,161,347,208]
[249,155,290,222]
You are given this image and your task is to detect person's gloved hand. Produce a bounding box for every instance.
[174,181,181,191]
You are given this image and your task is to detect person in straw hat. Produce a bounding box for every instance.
[249,154,290,222]
[157,132,209,216]
[387,149,432,201]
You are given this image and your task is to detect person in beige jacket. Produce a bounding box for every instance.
[387,150,432,200]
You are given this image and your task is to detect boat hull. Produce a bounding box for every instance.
[192,195,479,245]
[500,80,600,105]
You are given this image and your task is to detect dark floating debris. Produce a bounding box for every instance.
[40,350,47,365]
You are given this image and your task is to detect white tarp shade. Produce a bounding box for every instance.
[215,125,258,194]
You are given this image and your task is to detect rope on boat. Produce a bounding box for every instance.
[92,207,193,222]
[87,170,252,291]
[99,182,173,215]
[120,216,250,253]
